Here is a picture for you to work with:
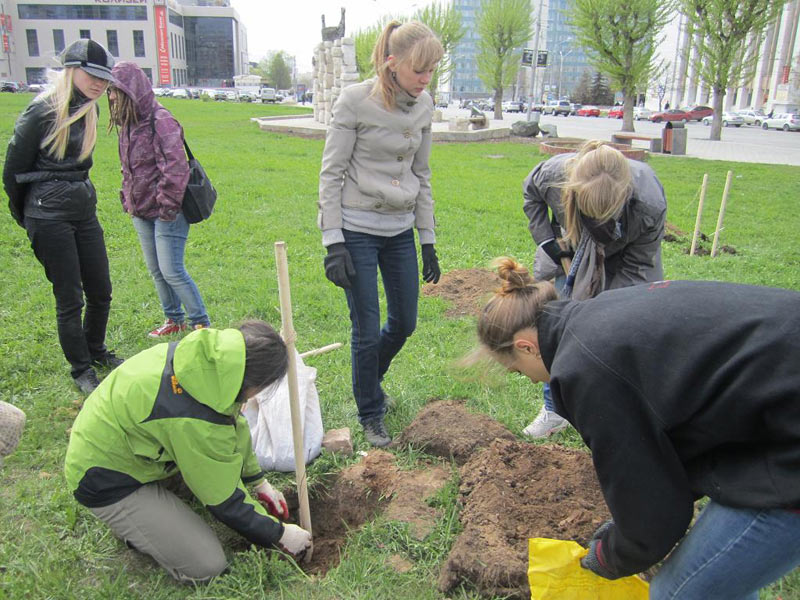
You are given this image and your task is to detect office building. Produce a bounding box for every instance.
[0,0,248,87]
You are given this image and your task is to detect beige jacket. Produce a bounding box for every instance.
[318,79,435,246]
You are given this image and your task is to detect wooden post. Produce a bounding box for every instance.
[274,242,313,558]
[299,342,342,359]
[690,174,708,256]
[711,171,733,257]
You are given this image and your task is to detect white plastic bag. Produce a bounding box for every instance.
[242,351,323,472]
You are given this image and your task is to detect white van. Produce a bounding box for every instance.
[260,87,277,103]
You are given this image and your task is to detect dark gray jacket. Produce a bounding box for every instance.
[539,280,800,577]
[523,152,666,289]
[4,91,97,226]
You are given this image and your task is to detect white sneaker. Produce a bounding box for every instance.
[522,406,569,439]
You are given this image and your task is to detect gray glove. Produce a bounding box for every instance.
[580,520,620,579]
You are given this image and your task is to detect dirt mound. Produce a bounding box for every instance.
[438,439,609,599]
[284,450,450,574]
[663,221,737,255]
[422,268,501,317]
[397,399,516,465]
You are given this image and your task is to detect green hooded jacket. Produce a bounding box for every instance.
[65,328,283,547]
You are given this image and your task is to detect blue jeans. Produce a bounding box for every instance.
[343,229,418,423]
[650,501,800,599]
[132,213,209,327]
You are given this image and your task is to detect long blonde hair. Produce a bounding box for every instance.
[561,141,632,246]
[40,67,102,161]
[371,20,443,110]
[476,258,558,357]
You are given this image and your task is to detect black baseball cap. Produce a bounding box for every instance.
[61,39,115,82]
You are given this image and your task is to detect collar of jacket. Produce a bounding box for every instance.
[394,86,420,109]
[70,86,92,110]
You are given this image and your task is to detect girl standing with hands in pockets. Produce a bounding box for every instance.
[318,21,443,447]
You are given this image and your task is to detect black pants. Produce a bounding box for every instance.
[25,216,112,378]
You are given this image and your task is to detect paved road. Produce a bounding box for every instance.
[439,106,800,166]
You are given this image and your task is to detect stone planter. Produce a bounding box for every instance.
[539,139,648,161]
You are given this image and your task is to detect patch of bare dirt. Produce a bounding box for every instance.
[284,450,450,574]
[422,268,501,317]
[397,399,516,465]
[663,221,737,255]
[438,439,609,599]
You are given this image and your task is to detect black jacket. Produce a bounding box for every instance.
[3,92,97,227]
[538,280,800,577]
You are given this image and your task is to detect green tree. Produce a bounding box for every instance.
[268,51,292,90]
[476,0,533,120]
[415,2,466,103]
[590,71,614,105]
[572,70,593,104]
[354,24,382,81]
[680,0,786,141]
[570,0,673,131]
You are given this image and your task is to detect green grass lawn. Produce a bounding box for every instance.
[1,94,798,599]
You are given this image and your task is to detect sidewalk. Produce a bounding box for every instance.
[252,112,800,167]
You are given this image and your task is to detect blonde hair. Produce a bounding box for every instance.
[107,86,138,133]
[561,141,632,246]
[371,20,443,110]
[476,258,558,357]
[40,67,103,161]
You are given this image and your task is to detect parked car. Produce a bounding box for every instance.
[238,90,256,102]
[761,113,800,131]
[739,109,766,126]
[260,87,277,103]
[607,106,624,119]
[686,105,714,121]
[650,108,692,123]
[213,89,228,101]
[225,90,238,101]
[702,111,744,127]
[502,100,524,113]
[577,105,600,117]
[634,106,652,120]
[1,81,20,92]
[435,98,449,108]
[152,87,171,97]
[171,88,189,99]
[544,100,571,116]
[569,103,582,115]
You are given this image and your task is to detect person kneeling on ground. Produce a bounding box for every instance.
[521,141,666,438]
[476,259,800,599]
[65,321,312,583]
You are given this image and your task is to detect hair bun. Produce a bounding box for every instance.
[492,257,533,294]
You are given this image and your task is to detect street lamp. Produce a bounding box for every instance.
[557,38,573,100]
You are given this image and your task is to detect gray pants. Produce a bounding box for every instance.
[90,482,227,583]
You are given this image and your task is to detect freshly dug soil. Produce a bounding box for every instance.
[663,221,737,255]
[438,439,610,599]
[396,399,516,465]
[422,268,501,317]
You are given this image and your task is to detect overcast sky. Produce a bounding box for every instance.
[230,0,436,72]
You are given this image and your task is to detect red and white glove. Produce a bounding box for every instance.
[278,523,312,559]
[254,480,289,520]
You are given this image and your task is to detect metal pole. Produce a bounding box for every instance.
[527,0,545,120]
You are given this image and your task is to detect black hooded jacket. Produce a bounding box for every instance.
[538,280,800,577]
[3,90,98,226]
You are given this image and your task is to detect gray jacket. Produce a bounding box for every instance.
[318,79,435,246]
[523,152,666,290]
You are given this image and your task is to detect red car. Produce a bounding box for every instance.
[686,105,713,121]
[608,106,624,119]
[650,108,692,123]
[577,105,600,117]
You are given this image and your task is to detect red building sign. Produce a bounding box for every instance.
[154,4,170,85]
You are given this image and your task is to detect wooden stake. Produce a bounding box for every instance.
[690,174,708,256]
[274,241,313,559]
[711,171,733,257]
[299,342,342,359]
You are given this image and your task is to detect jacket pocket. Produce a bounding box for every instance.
[33,180,72,209]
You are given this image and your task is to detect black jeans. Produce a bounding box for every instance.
[25,216,112,378]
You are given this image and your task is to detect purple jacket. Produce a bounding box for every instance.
[112,62,189,221]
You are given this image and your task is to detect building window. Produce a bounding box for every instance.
[26,29,39,57]
[106,30,118,57]
[18,6,147,21]
[80,29,90,39]
[53,29,65,53]
[133,30,145,57]
[26,67,47,84]
[142,67,152,83]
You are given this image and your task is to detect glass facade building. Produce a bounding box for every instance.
[542,0,590,100]
[451,0,486,99]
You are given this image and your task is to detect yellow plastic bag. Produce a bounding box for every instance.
[528,538,649,600]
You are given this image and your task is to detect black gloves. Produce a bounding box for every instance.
[580,520,619,579]
[541,238,574,264]
[324,243,356,289]
[421,244,441,284]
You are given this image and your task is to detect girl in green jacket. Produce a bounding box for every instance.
[65,321,312,582]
